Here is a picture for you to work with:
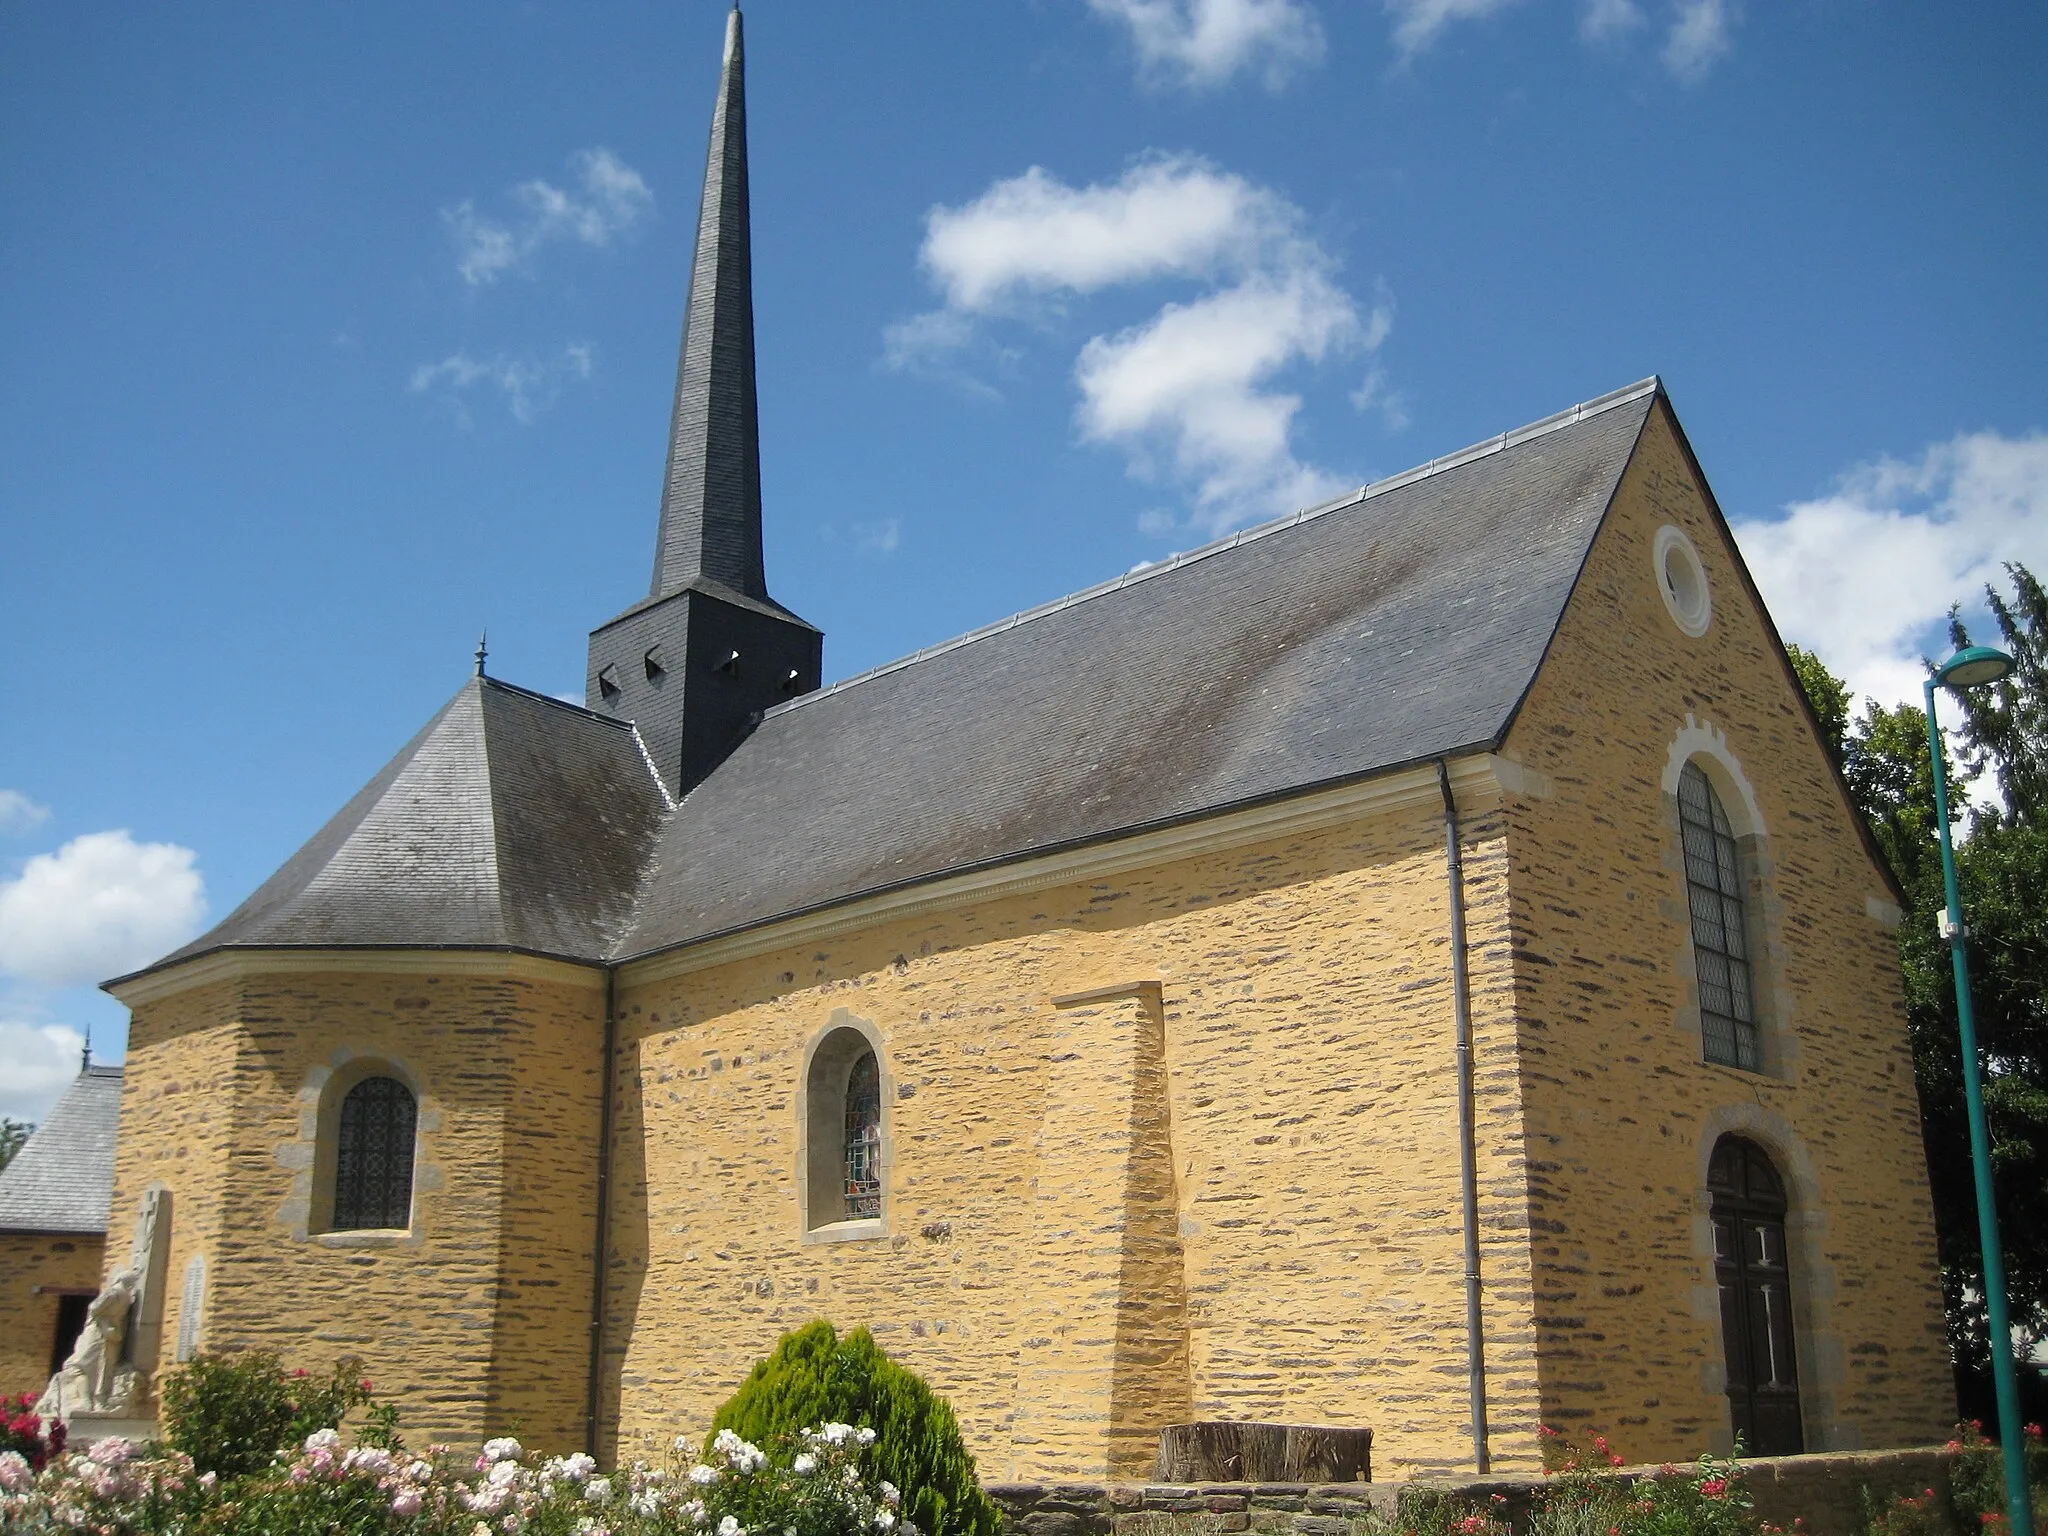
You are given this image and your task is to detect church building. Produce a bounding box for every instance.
[91,9,1953,1481]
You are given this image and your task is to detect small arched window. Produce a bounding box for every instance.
[843,1053,883,1220]
[1679,762,1759,1071]
[803,1022,887,1234]
[333,1076,417,1231]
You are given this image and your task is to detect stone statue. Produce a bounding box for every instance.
[35,1266,141,1419]
[35,1184,172,1423]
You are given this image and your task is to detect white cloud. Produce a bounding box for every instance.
[1663,0,1733,81]
[0,830,206,989]
[821,518,904,555]
[1735,430,2048,711]
[0,791,51,837]
[1385,0,1520,60]
[1087,0,1325,89]
[445,147,653,286]
[1077,271,1359,528]
[918,157,1292,314]
[894,155,1386,537]
[409,344,595,425]
[1384,0,1733,75]
[1350,363,1411,431]
[0,1021,87,1122]
[1580,0,1644,41]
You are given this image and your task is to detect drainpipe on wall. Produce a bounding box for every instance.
[1437,758,1492,1474]
[585,965,619,1460]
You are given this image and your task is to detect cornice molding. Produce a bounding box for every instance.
[108,947,604,1009]
[619,752,1524,989]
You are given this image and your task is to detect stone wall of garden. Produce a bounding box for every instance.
[990,1446,1958,1536]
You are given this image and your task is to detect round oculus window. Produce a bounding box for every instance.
[1654,525,1712,637]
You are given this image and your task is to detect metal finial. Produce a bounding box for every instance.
[475,630,489,678]
[81,1028,91,1073]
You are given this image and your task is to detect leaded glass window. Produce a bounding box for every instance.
[333,1076,417,1231]
[1680,762,1759,1070]
[843,1053,882,1220]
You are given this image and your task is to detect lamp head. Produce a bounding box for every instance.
[1935,645,2015,690]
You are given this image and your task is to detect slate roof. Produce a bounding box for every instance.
[652,7,770,604]
[120,377,1660,981]
[149,677,672,970]
[621,380,1657,956]
[0,1066,123,1235]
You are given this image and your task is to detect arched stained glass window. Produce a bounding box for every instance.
[843,1052,882,1220]
[1680,762,1759,1070]
[333,1076,417,1231]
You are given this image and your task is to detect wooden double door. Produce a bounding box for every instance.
[1709,1135,1804,1456]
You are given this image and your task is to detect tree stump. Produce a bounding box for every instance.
[1154,1421,1372,1483]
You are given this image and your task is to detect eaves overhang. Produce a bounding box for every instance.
[105,944,608,1010]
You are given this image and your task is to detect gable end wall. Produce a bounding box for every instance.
[1500,399,1952,1459]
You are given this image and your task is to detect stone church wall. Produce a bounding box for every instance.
[0,1231,103,1400]
[103,978,242,1414]
[1496,399,1954,1458]
[107,962,607,1450]
[604,791,1540,1481]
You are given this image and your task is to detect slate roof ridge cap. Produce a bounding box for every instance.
[630,725,678,812]
[476,673,637,729]
[764,375,1663,721]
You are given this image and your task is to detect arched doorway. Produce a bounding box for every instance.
[1709,1135,1803,1455]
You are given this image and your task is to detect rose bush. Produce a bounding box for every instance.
[0,1418,914,1536]
[0,1394,63,1473]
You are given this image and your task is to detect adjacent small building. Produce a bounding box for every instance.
[0,1066,121,1401]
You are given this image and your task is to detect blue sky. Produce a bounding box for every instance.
[3,0,2045,1118]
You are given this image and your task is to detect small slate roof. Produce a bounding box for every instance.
[0,1066,123,1235]
[122,377,1660,981]
[620,380,1657,956]
[152,677,672,969]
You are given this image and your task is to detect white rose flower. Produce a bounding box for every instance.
[876,1511,897,1531]
[793,1453,818,1475]
[482,1438,523,1465]
[856,1427,876,1447]
[718,1517,744,1536]
[585,1477,614,1505]
[689,1463,719,1486]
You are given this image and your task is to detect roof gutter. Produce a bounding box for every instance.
[1437,758,1491,1474]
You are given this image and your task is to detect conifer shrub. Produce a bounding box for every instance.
[711,1320,1003,1536]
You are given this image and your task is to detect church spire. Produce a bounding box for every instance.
[651,5,765,602]
[589,7,820,799]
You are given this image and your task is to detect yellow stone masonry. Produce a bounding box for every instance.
[109,964,606,1450]
[1498,400,1953,1458]
[603,791,1533,1479]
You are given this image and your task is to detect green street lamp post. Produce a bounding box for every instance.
[1925,643,2036,1536]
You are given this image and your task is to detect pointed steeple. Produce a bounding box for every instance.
[652,5,765,602]
[587,7,821,799]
